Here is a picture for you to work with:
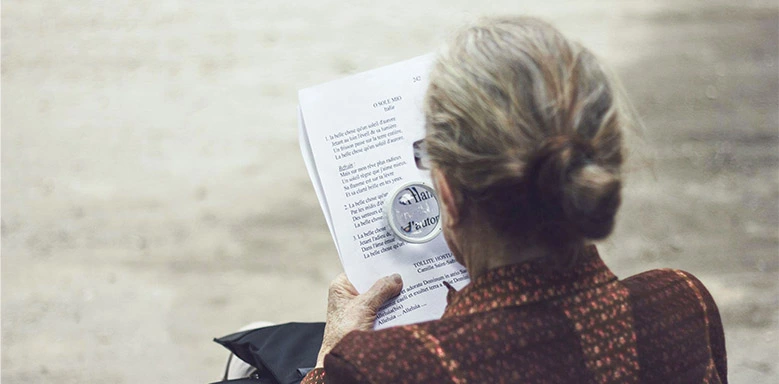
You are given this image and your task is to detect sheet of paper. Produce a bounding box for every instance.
[298,54,470,329]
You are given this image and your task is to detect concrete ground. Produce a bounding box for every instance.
[2,0,777,382]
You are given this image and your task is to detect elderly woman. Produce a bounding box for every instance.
[301,17,727,384]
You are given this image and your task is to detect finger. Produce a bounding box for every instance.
[360,274,403,311]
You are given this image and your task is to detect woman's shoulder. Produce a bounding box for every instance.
[621,268,718,305]
[620,268,727,382]
[620,268,723,323]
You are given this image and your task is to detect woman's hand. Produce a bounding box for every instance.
[315,273,403,367]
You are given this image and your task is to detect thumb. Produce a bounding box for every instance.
[361,274,403,311]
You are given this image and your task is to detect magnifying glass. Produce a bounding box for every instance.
[384,181,442,243]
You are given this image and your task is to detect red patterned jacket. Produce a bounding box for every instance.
[302,246,727,383]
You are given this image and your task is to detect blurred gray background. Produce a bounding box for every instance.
[2,0,777,383]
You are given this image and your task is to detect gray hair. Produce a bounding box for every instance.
[425,17,632,251]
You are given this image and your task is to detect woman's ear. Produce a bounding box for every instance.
[433,168,460,227]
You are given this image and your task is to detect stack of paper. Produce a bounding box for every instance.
[298,55,470,329]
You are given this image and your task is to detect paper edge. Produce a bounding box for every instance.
[297,105,341,257]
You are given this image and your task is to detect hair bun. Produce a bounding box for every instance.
[529,136,621,240]
[562,164,621,239]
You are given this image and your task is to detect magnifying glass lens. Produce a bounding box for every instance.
[385,182,441,243]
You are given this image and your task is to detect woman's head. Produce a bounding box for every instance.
[425,17,630,264]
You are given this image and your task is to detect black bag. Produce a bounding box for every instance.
[211,322,325,384]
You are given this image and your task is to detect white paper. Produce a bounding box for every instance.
[298,54,470,329]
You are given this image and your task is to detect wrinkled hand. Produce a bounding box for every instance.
[316,273,403,367]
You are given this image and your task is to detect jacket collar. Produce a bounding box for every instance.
[442,246,617,318]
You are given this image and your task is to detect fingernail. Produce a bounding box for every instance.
[391,273,402,284]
